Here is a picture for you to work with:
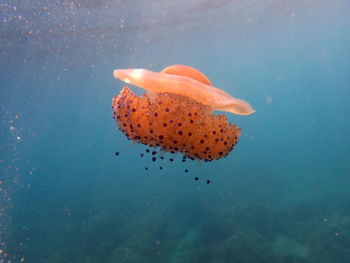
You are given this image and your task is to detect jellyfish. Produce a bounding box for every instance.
[112,65,254,161]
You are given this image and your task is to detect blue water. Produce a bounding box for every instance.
[1,1,350,262]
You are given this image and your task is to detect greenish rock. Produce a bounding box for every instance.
[272,235,308,258]
[169,229,207,263]
[212,228,273,263]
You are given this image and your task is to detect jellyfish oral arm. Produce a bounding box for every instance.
[113,68,255,115]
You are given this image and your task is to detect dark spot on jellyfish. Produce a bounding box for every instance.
[194,177,199,181]
[219,152,223,156]
[160,156,164,160]
[152,151,157,155]
[188,113,192,117]
[150,129,154,134]
[123,123,127,127]
[159,135,164,140]
[170,120,173,123]
[215,138,219,142]
[173,140,178,144]
[220,129,224,133]
[178,131,183,135]
[205,147,210,150]
[115,152,119,156]
[159,166,163,170]
[158,101,163,105]
[146,149,150,153]
[152,157,157,162]
[185,169,188,173]
[204,135,208,138]
[188,132,192,136]
[132,108,136,112]
[190,120,194,124]
[200,139,204,144]
[163,123,167,127]
[154,112,158,117]
[137,124,141,128]
[177,123,182,127]
[165,108,170,112]
[140,153,144,157]
[207,180,211,184]
[169,158,174,162]
[145,167,148,171]
[191,146,195,150]
[224,142,228,145]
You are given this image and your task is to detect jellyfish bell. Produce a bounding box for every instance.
[112,65,254,161]
[161,65,213,86]
[113,65,255,115]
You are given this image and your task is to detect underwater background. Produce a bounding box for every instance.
[1,0,350,262]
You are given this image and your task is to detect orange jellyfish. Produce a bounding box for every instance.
[112,65,254,161]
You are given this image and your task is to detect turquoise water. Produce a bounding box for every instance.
[1,1,350,262]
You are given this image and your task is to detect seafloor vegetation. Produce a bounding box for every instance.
[9,192,350,263]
